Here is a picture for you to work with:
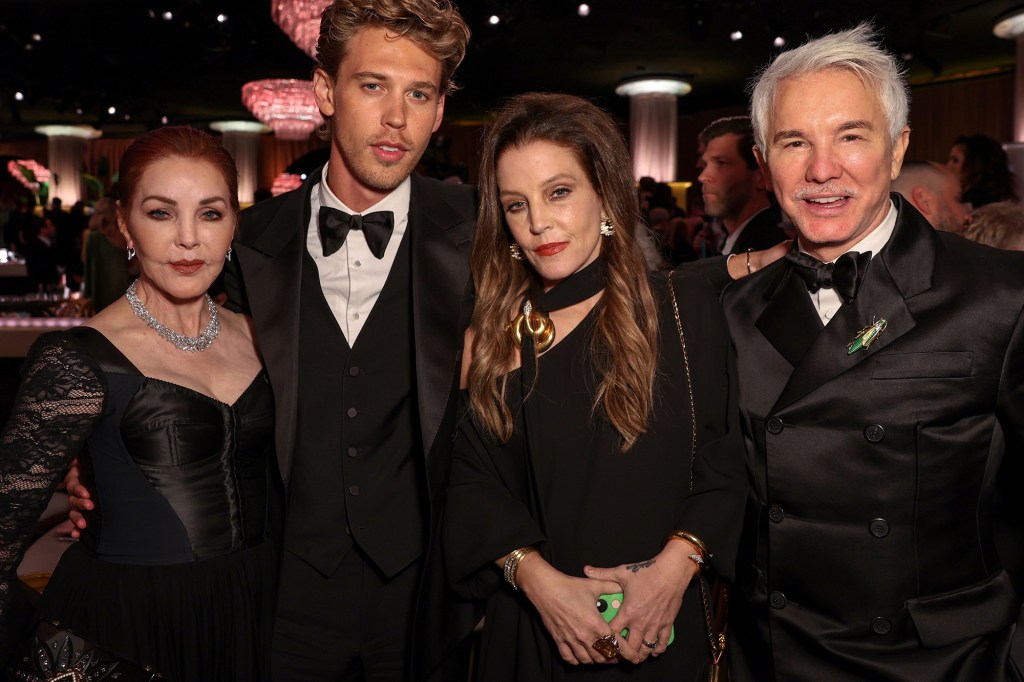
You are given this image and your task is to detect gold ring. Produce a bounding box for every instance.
[592,634,620,660]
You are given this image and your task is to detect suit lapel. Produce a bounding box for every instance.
[236,172,319,483]
[755,266,824,367]
[772,195,935,411]
[409,175,474,460]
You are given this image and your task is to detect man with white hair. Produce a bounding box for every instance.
[721,23,1024,680]
[891,160,969,233]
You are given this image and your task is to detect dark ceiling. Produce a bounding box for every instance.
[0,0,1020,140]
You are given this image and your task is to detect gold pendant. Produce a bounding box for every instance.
[511,300,555,353]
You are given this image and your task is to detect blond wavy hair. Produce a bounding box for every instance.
[469,93,659,452]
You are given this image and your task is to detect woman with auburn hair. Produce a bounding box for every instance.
[0,126,275,680]
[444,93,746,680]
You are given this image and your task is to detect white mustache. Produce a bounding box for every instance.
[795,186,856,200]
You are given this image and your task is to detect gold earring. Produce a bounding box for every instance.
[510,243,524,261]
[600,217,614,237]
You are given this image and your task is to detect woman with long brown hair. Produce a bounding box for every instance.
[444,93,747,680]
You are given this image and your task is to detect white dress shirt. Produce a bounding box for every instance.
[802,200,897,326]
[305,163,411,344]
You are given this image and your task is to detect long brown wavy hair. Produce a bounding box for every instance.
[469,93,659,452]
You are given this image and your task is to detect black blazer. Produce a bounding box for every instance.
[225,170,480,679]
[719,194,1024,681]
[725,204,787,255]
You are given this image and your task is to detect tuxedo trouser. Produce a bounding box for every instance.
[272,546,420,682]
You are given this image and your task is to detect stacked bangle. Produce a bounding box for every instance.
[665,530,711,571]
[503,546,536,590]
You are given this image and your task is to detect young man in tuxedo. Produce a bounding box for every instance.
[718,24,1024,681]
[228,2,476,679]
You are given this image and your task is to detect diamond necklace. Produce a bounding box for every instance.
[125,279,220,352]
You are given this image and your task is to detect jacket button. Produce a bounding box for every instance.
[871,617,892,635]
[869,518,890,538]
[347,447,358,458]
[864,424,885,443]
[766,418,784,434]
[348,485,360,496]
[768,505,784,523]
[347,407,357,418]
[349,366,360,377]
[344,525,351,535]
[769,591,787,609]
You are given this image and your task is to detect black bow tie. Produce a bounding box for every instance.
[318,206,394,259]
[785,249,873,303]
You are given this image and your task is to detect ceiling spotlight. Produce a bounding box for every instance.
[488,15,500,25]
[994,6,1024,38]
[161,115,169,125]
[75,107,83,115]
[31,33,41,42]
[162,11,173,21]
[216,13,228,23]
[23,43,32,51]
[773,36,785,48]
[14,92,24,101]
[578,3,590,16]
[900,52,913,61]
[107,106,116,115]
[730,30,743,41]
[124,113,131,121]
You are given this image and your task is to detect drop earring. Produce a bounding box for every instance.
[509,243,524,261]
[127,246,136,260]
[599,217,614,237]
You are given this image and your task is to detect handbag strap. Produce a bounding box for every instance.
[667,271,728,670]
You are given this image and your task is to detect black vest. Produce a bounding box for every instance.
[285,231,426,578]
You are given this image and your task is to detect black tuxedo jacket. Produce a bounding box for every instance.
[225,169,479,679]
[726,204,787,255]
[719,194,1024,681]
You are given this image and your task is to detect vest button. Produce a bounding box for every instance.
[768,505,784,523]
[347,407,357,418]
[864,424,885,443]
[347,447,358,458]
[354,260,362,268]
[769,591,787,609]
[869,518,890,538]
[766,417,784,434]
[352,311,360,320]
[871,617,892,635]
[348,485,360,496]
[349,366,360,377]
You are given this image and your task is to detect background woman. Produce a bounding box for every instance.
[947,134,1018,208]
[444,93,746,680]
[0,126,275,680]
[82,196,132,312]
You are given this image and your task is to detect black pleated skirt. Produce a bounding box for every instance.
[32,541,276,682]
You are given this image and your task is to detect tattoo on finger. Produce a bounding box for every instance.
[626,558,655,573]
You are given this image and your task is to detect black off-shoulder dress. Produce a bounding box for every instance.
[0,326,276,681]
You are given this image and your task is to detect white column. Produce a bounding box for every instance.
[615,77,691,183]
[211,121,270,205]
[34,125,101,206]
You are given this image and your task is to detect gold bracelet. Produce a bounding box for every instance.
[503,546,536,590]
[665,530,712,569]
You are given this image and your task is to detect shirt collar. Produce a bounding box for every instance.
[318,162,411,221]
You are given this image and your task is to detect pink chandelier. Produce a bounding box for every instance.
[271,0,331,59]
[241,79,324,141]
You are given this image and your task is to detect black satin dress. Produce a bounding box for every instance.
[0,326,276,681]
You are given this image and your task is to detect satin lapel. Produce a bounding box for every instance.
[236,174,319,484]
[772,195,935,411]
[755,266,824,367]
[409,175,474,460]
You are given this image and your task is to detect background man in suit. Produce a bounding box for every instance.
[697,116,787,255]
[226,1,475,679]
[721,24,1024,680]
[891,160,970,234]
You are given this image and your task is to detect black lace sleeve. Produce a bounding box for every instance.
[0,332,105,631]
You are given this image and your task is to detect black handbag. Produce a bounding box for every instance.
[7,620,162,682]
